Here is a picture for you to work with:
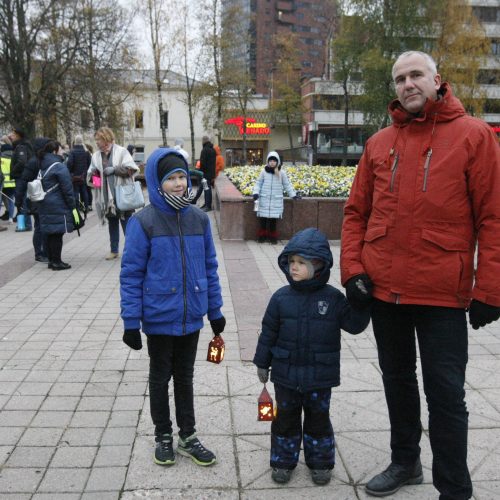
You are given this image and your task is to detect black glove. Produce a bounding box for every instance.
[257,367,269,384]
[345,274,373,309]
[468,300,500,330]
[123,329,142,350]
[210,316,226,335]
[253,194,259,200]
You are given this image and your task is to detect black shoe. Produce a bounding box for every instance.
[271,467,293,484]
[51,261,71,271]
[177,434,216,466]
[154,434,175,466]
[202,207,212,212]
[35,255,49,263]
[257,236,266,243]
[269,237,278,245]
[0,212,8,220]
[365,460,423,497]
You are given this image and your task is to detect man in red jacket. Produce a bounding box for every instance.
[341,51,500,499]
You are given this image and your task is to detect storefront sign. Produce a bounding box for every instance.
[225,116,271,135]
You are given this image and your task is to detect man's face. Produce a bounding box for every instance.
[9,131,21,143]
[393,54,441,114]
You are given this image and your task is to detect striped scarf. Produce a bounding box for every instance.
[158,187,196,210]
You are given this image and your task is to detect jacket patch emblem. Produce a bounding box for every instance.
[318,301,329,315]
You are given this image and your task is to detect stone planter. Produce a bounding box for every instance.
[213,173,346,240]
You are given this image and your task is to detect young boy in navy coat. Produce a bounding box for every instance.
[253,228,370,485]
[120,148,225,467]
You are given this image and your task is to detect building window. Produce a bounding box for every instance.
[134,110,144,129]
[161,110,169,129]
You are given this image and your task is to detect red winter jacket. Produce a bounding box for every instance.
[341,83,500,308]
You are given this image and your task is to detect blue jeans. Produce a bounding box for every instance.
[371,299,472,500]
[107,214,130,254]
[146,331,200,439]
[271,385,335,470]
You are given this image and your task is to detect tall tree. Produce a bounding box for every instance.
[0,0,80,137]
[431,0,490,116]
[144,0,173,146]
[331,13,365,165]
[271,33,303,165]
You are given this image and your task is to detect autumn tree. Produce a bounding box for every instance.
[431,0,490,116]
[271,33,303,165]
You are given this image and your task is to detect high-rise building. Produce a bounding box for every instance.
[223,0,336,95]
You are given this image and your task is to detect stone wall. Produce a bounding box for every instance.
[213,173,346,240]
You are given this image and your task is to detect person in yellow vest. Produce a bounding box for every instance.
[1,143,15,224]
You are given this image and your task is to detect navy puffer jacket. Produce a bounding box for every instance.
[37,153,75,234]
[253,228,370,391]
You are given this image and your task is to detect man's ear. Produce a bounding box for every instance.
[434,73,442,91]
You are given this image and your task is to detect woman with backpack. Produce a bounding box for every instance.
[35,139,76,270]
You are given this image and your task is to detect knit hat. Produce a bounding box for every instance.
[12,127,26,139]
[33,137,51,154]
[202,135,210,144]
[157,153,188,185]
[288,255,324,280]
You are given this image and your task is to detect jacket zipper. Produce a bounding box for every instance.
[268,173,274,218]
[390,153,399,192]
[422,148,433,192]
[177,211,187,334]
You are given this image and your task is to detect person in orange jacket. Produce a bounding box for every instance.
[341,51,500,499]
[214,145,224,177]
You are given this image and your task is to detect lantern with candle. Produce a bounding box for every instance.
[258,385,274,421]
[207,334,225,364]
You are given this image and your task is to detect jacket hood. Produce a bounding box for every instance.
[214,145,221,155]
[278,228,333,290]
[266,151,281,167]
[145,147,191,213]
[389,82,465,126]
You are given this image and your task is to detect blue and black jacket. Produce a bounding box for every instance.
[253,228,370,391]
[120,147,223,335]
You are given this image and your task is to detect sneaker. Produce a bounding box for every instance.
[177,434,216,466]
[365,460,423,497]
[310,468,332,485]
[154,434,175,466]
[271,467,293,484]
[105,252,119,260]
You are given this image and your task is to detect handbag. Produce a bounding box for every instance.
[91,174,101,188]
[115,181,145,211]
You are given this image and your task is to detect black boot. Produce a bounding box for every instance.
[365,459,423,497]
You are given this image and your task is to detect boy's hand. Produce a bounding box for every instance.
[123,329,142,350]
[257,367,269,383]
[210,316,226,335]
[345,274,373,309]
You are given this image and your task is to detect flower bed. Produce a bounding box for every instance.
[225,165,356,198]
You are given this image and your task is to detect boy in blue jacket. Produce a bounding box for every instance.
[120,148,225,467]
[253,228,370,485]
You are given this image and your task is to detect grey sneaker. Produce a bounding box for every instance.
[154,434,175,466]
[177,434,216,466]
[311,468,332,485]
[271,467,293,484]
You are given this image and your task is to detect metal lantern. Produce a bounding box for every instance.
[258,385,274,421]
[207,334,225,364]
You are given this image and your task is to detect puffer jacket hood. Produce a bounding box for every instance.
[266,151,281,166]
[279,228,333,290]
[145,147,192,214]
[389,82,465,127]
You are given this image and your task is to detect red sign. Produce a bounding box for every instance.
[225,116,270,135]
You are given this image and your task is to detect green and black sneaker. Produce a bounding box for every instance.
[177,434,216,466]
[154,433,175,466]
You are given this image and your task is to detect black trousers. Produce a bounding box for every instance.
[146,331,200,440]
[371,299,472,500]
[46,233,63,264]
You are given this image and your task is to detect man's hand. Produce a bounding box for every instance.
[210,316,226,335]
[123,329,142,350]
[257,367,269,384]
[469,300,500,330]
[345,274,373,309]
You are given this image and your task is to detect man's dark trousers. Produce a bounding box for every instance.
[371,299,472,500]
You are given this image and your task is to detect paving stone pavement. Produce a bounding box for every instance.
[0,210,499,500]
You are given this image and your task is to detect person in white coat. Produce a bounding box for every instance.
[87,127,139,260]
